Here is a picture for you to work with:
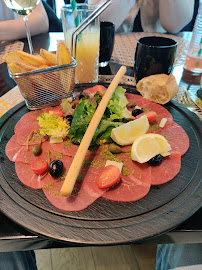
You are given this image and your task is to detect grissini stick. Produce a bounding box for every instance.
[60,66,127,197]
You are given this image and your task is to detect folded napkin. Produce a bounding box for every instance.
[0,86,24,117]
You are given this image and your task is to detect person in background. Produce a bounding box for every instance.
[0,0,49,42]
[88,0,195,34]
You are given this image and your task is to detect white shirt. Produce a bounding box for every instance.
[0,0,20,22]
[88,0,194,34]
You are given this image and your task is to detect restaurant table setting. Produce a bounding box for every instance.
[0,3,201,250]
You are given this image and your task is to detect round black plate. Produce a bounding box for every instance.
[0,85,201,245]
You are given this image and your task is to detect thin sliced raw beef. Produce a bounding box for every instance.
[153,123,189,156]
[5,134,23,162]
[15,156,73,189]
[50,140,99,158]
[15,140,57,164]
[14,110,42,133]
[50,140,79,157]
[151,151,181,185]
[15,162,54,189]
[15,123,47,146]
[14,105,63,133]
[43,155,107,212]
[102,154,151,202]
[83,85,106,96]
[125,93,174,129]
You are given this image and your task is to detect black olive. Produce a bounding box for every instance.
[32,145,42,156]
[132,108,144,117]
[79,93,86,100]
[65,115,73,124]
[148,154,163,166]
[50,160,63,178]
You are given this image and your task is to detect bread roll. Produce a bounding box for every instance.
[136,74,179,104]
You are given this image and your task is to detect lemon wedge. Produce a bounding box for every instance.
[131,133,171,163]
[111,115,149,146]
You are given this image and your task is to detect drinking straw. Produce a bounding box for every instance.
[197,37,202,56]
[195,37,202,67]
[70,0,80,28]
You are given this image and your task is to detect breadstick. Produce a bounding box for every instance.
[60,66,127,197]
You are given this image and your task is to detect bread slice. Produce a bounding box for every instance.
[136,74,179,104]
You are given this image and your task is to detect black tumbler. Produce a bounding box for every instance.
[99,21,115,67]
[134,36,178,83]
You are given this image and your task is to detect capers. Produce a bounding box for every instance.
[132,108,144,117]
[148,154,163,166]
[127,102,136,108]
[109,144,123,154]
[32,144,42,156]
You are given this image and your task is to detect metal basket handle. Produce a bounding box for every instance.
[71,0,113,59]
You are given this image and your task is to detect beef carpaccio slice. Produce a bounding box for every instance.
[15,123,47,146]
[151,151,181,185]
[14,106,63,133]
[125,93,174,129]
[43,155,107,212]
[14,110,42,133]
[102,154,151,202]
[5,134,23,162]
[153,122,190,156]
[15,156,73,189]
[15,140,60,164]
[15,162,54,189]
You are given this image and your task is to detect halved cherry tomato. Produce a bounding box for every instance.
[31,158,48,175]
[96,165,121,189]
[84,85,106,96]
[46,107,64,118]
[137,111,157,123]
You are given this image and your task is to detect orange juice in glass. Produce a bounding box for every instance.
[61,4,100,84]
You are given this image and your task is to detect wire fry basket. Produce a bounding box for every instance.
[9,57,77,110]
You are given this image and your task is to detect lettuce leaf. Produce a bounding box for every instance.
[68,99,96,144]
[37,112,70,138]
[107,86,129,120]
[68,87,129,145]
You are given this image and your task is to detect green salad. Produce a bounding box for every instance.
[37,86,133,146]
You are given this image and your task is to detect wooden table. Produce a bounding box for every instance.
[0,32,201,252]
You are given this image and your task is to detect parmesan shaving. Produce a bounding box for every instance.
[105,160,123,172]
[159,118,167,128]
[60,66,127,197]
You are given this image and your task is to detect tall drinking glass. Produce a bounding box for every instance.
[61,4,100,84]
[3,0,40,54]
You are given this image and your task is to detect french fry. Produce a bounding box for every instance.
[38,65,50,69]
[40,49,57,66]
[15,51,48,67]
[8,61,36,74]
[3,52,23,64]
[56,41,72,66]
[30,72,63,92]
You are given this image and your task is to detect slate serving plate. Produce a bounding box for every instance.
[0,85,201,245]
